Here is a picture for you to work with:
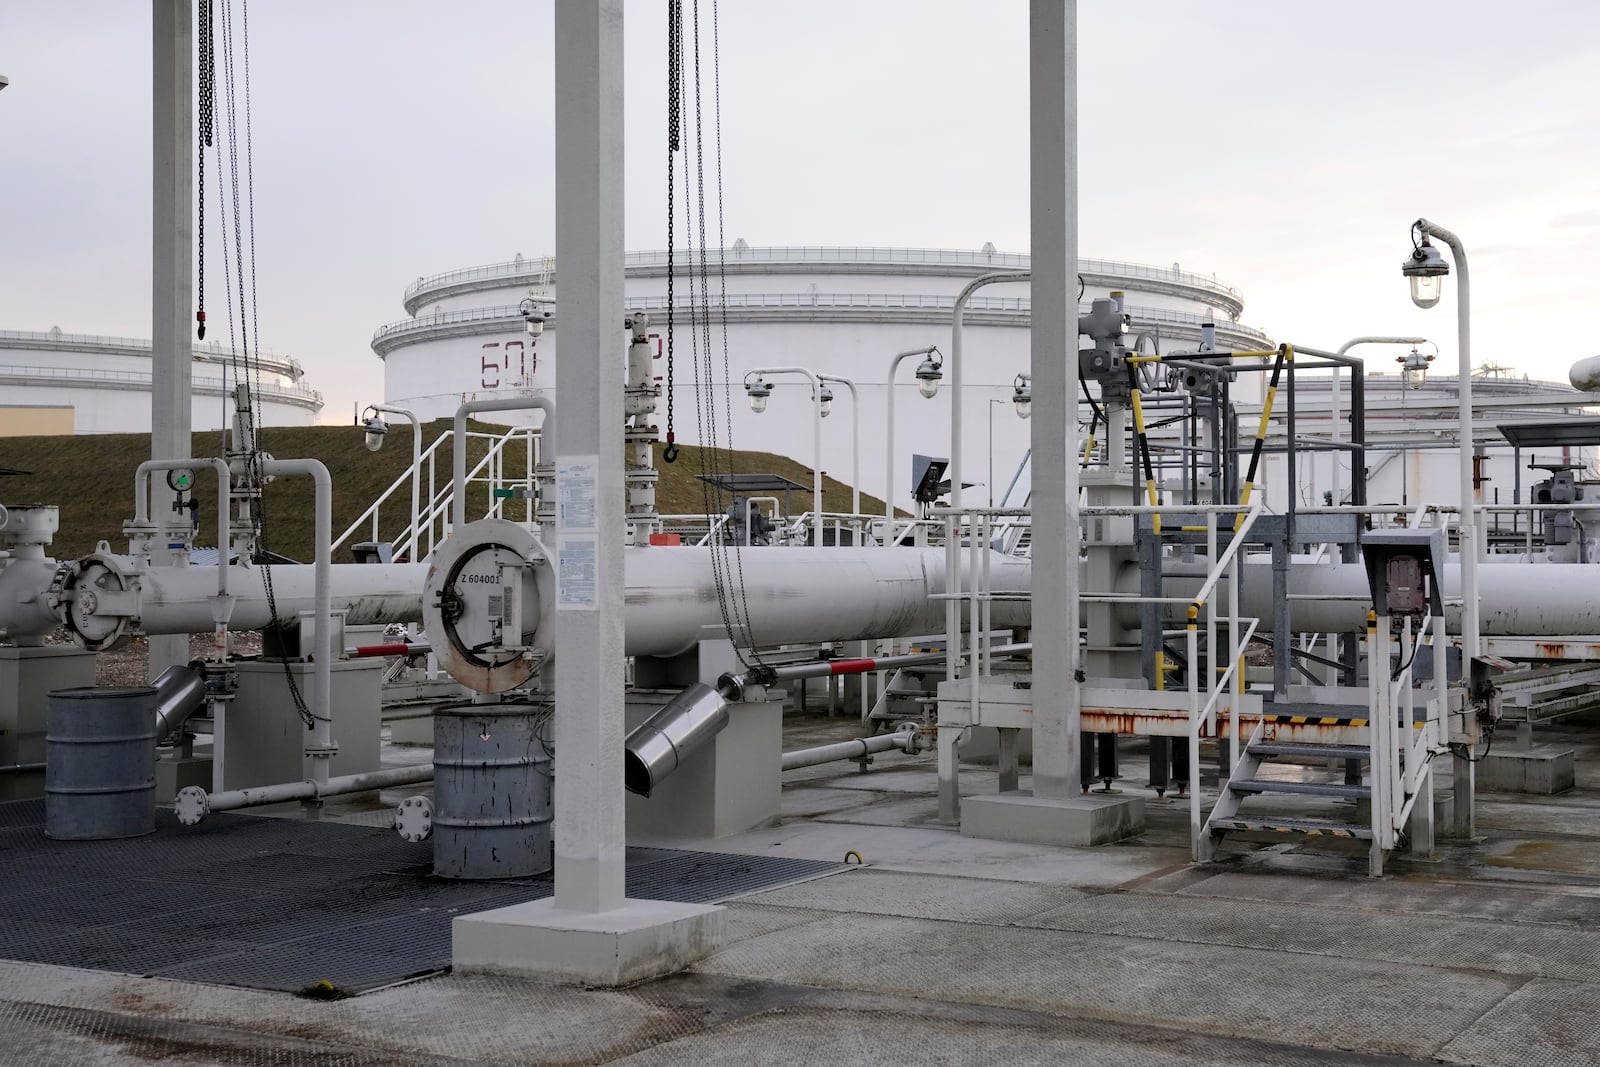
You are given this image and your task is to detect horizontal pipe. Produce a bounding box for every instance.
[781,730,912,772]
[174,765,434,825]
[350,641,431,658]
[762,642,1031,685]
[624,546,1032,658]
[0,762,44,776]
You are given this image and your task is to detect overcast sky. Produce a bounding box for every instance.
[3,1,1598,426]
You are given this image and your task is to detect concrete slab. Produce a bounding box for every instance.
[695,912,1519,1059]
[453,897,725,987]
[1479,746,1575,795]
[962,791,1144,846]
[1438,977,1600,1067]
[739,868,1085,924]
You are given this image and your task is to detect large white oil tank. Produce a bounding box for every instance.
[0,327,323,435]
[374,245,1271,506]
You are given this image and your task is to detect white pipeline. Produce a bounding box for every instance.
[623,546,1033,658]
[782,731,913,771]
[175,765,434,825]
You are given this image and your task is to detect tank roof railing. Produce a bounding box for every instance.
[0,329,306,380]
[373,293,1272,353]
[0,363,324,408]
[402,246,1245,314]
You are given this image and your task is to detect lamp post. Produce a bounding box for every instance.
[987,376,1032,508]
[883,347,943,521]
[988,399,1005,508]
[1330,337,1430,506]
[1401,219,1478,661]
[745,366,825,520]
[358,403,422,560]
[818,373,860,516]
[950,271,1029,511]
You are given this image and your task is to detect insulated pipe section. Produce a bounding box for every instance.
[782,726,915,772]
[151,664,207,742]
[174,765,434,825]
[623,682,732,796]
[1145,558,1600,637]
[624,546,1032,658]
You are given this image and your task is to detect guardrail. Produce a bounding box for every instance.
[0,363,322,405]
[334,425,542,560]
[374,294,1272,349]
[0,330,304,378]
[402,247,1244,308]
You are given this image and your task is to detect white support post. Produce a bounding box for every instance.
[552,0,627,915]
[1027,0,1079,800]
[454,5,724,981]
[150,0,193,679]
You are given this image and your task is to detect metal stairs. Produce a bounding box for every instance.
[1203,726,1388,868]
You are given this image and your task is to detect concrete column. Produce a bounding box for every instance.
[1027,0,1079,799]
[552,0,626,914]
[150,0,194,679]
[455,4,724,982]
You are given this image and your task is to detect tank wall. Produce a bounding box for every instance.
[0,382,316,434]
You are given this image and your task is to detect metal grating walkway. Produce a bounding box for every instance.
[0,798,840,995]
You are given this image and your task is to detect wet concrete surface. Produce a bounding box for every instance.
[5,711,1600,1064]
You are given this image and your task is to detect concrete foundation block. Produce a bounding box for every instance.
[1478,746,1575,795]
[155,752,212,803]
[960,792,1145,846]
[453,897,725,986]
[386,715,434,745]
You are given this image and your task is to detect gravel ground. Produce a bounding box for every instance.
[43,630,264,687]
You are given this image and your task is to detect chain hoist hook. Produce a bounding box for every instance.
[662,434,679,464]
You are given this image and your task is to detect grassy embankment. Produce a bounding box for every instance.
[1,420,891,562]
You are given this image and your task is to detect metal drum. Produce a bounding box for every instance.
[432,701,553,879]
[45,686,157,841]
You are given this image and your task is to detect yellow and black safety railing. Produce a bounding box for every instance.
[1126,362,1162,532]
[1235,343,1292,530]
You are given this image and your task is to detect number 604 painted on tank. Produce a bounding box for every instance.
[480,339,537,389]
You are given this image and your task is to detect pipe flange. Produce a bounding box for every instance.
[421,518,553,693]
[394,794,433,842]
[174,786,211,826]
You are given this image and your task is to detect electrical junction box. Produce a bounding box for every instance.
[1360,527,1446,618]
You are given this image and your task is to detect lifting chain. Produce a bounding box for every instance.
[662,0,683,463]
[196,0,215,340]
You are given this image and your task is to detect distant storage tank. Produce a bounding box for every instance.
[374,245,1271,504]
[0,328,323,435]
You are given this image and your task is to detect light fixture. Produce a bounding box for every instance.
[517,295,550,337]
[360,415,388,451]
[915,352,943,399]
[1401,235,1450,309]
[1398,347,1434,390]
[745,377,771,414]
[817,384,834,419]
[1012,374,1032,419]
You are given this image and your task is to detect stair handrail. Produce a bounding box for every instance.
[335,425,537,560]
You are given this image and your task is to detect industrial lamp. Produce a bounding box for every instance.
[1401,235,1450,309]
[359,414,388,451]
[1012,373,1032,419]
[915,352,943,399]
[745,377,771,414]
[817,384,834,418]
[1398,347,1434,390]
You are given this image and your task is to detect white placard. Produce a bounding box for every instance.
[557,455,599,532]
[559,537,598,610]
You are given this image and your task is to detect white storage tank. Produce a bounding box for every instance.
[374,245,1271,505]
[0,327,323,435]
